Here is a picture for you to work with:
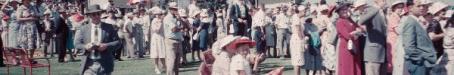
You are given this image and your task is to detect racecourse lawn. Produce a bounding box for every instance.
[0,53,302,75]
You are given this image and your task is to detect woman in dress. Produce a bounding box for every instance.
[335,3,363,75]
[314,5,337,74]
[2,0,19,48]
[441,14,454,75]
[289,5,306,75]
[198,9,210,52]
[149,9,166,74]
[386,1,406,74]
[17,0,39,59]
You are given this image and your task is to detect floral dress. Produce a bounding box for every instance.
[289,15,305,66]
[17,5,38,50]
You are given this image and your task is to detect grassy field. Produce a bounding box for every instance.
[0,54,301,75]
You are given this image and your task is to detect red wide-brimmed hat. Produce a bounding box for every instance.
[225,37,256,50]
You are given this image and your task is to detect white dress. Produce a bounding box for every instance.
[149,18,166,58]
[316,15,337,71]
[289,15,305,66]
[230,54,252,75]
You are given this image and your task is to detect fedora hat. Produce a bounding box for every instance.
[85,4,104,14]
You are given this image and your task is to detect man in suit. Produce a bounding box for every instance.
[75,4,120,75]
[227,0,249,36]
[163,2,183,75]
[353,0,387,75]
[401,0,437,75]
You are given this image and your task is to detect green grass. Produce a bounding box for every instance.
[1,54,302,75]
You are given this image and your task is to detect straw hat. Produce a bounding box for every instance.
[353,0,367,9]
[168,2,178,9]
[317,5,329,12]
[428,2,448,15]
[152,8,164,15]
[390,0,406,8]
[297,5,305,11]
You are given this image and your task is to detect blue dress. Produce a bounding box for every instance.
[198,23,210,50]
[303,23,323,70]
[264,24,276,47]
[6,10,20,48]
[66,19,74,49]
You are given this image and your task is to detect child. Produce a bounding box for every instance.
[228,37,256,75]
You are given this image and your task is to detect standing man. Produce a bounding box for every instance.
[400,0,437,75]
[75,4,120,75]
[227,0,249,36]
[163,2,183,75]
[353,0,387,75]
[274,5,290,59]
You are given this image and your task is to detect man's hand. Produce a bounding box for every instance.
[97,43,108,52]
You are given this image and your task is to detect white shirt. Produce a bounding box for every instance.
[230,54,252,75]
[91,23,102,45]
[252,10,269,28]
[275,13,290,29]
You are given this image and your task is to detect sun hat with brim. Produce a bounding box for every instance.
[297,5,305,11]
[168,2,178,9]
[353,0,367,10]
[85,4,104,14]
[390,0,406,8]
[152,9,164,15]
[8,0,21,3]
[317,5,329,12]
[428,2,448,15]
[225,37,256,50]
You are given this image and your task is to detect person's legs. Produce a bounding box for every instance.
[276,29,284,59]
[366,62,381,75]
[154,58,162,74]
[293,66,301,75]
[165,39,180,75]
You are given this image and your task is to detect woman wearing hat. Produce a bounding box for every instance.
[441,14,454,75]
[17,0,40,59]
[2,0,20,48]
[386,0,406,74]
[335,3,363,75]
[289,5,306,75]
[150,8,166,74]
[314,4,337,75]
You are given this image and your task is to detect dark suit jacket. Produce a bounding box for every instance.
[358,6,387,63]
[75,22,120,74]
[401,15,437,67]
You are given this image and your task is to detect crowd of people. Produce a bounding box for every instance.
[0,0,453,75]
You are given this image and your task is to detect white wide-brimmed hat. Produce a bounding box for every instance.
[390,0,406,8]
[428,2,448,15]
[353,0,367,9]
[317,5,329,12]
[168,2,178,9]
[297,5,305,11]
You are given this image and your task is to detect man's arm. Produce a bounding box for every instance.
[401,20,423,61]
[357,7,379,25]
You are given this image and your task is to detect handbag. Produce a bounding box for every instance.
[348,40,356,54]
[193,32,199,41]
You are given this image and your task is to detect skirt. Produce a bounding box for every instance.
[289,36,305,66]
[18,23,38,50]
[7,22,20,48]
[303,46,323,70]
[66,30,75,49]
[198,29,208,50]
[265,25,276,47]
[150,34,166,58]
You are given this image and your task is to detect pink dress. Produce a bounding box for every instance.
[336,18,362,75]
[386,13,401,72]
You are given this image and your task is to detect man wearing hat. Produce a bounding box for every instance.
[163,2,183,75]
[75,4,120,75]
[400,0,437,75]
[354,0,387,74]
